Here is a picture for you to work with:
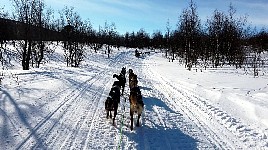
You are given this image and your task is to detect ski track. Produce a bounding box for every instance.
[16,70,106,149]
[15,51,130,149]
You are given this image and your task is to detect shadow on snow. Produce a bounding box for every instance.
[0,89,47,149]
[121,94,198,149]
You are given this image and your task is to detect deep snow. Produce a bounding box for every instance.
[0,42,268,149]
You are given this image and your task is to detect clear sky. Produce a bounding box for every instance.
[1,0,268,34]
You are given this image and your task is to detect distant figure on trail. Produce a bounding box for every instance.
[135,49,140,57]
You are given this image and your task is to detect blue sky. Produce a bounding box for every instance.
[1,0,268,34]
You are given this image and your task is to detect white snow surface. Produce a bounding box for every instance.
[0,43,268,149]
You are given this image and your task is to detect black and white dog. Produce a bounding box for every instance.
[113,67,126,95]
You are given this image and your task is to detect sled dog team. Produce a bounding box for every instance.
[105,67,144,130]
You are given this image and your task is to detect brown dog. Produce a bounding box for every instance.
[129,87,144,130]
[129,74,138,90]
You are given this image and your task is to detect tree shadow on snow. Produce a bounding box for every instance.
[121,96,198,149]
[0,89,47,149]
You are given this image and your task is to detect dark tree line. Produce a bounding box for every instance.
[1,0,268,70]
[124,29,150,49]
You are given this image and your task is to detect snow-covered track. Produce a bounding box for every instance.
[2,46,267,149]
[143,57,268,149]
[15,51,130,149]
[16,70,106,149]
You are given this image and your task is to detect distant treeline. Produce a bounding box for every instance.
[0,0,268,70]
[0,18,62,41]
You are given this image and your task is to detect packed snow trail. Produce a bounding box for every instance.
[1,46,267,149]
[13,51,131,149]
[139,53,268,149]
[118,53,224,149]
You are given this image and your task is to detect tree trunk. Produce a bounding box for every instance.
[24,40,32,70]
[22,40,28,70]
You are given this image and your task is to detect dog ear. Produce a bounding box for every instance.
[113,74,116,78]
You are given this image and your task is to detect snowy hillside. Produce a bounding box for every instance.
[0,43,268,149]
